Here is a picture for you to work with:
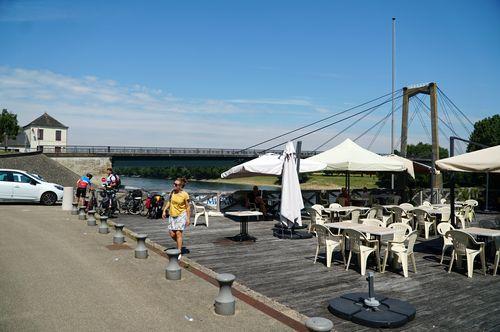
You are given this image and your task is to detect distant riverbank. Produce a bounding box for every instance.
[121,173,379,192]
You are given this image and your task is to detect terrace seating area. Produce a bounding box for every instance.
[116,199,500,331]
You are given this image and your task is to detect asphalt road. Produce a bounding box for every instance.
[0,205,290,331]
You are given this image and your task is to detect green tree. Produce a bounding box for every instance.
[467,114,500,152]
[0,109,20,151]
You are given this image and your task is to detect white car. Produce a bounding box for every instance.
[0,169,64,205]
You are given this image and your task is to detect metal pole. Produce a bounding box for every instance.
[296,141,302,175]
[485,173,490,211]
[391,17,396,190]
[449,137,456,227]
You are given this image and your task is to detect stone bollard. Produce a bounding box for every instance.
[214,273,236,316]
[165,249,181,280]
[98,216,109,234]
[78,207,87,220]
[71,203,78,215]
[305,317,334,332]
[87,210,97,226]
[113,224,125,244]
[134,234,148,259]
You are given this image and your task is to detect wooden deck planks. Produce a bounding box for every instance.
[115,213,500,331]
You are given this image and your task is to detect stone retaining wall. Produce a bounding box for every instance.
[52,156,112,178]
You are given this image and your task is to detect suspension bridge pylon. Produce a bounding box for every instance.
[400,82,442,197]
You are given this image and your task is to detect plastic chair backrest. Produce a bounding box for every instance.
[388,223,412,242]
[439,207,451,223]
[405,231,418,254]
[362,218,384,228]
[411,208,428,224]
[309,208,325,225]
[343,228,368,253]
[366,208,378,219]
[313,224,329,246]
[438,223,455,245]
[349,209,362,223]
[422,201,432,207]
[464,199,478,207]
[312,204,325,213]
[329,203,342,209]
[372,205,384,219]
[440,198,447,204]
[391,206,405,223]
[399,203,414,211]
[447,230,479,255]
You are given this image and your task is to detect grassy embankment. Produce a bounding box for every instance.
[205,173,379,190]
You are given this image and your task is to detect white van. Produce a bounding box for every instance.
[0,169,64,205]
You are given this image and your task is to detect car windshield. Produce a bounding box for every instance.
[29,173,46,181]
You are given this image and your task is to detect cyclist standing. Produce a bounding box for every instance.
[75,173,93,207]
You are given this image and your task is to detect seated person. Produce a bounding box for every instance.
[336,187,350,206]
[245,185,267,216]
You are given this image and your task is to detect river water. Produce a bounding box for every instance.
[121,176,276,193]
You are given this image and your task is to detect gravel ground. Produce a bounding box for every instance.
[0,152,79,187]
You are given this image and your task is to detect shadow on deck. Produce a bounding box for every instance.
[116,213,500,331]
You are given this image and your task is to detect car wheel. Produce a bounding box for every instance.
[41,192,57,206]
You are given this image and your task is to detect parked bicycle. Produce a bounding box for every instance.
[97,186,120,217]
[121,189,144,215]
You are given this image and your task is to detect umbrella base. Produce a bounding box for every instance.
[228,233,257,242]
[272,228,313,240]
[274,222,308,230]
[328,292,415,328]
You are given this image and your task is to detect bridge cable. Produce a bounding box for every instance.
[262,92,404,152]
[438,89,472,137]
[313,94,397,151]
[437,87,475,127]
[367,110,392,150]
[240,89,402,152]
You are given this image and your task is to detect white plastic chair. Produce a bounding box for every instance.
[307,207,326,233]
[446,230,486,278]
[329,203,342,209]
[382,230,418,277]
[412,208,436,239]
[398,203,414,211]
[344,228,381,276]
[422,201,432,207]
[464,199,478,207]
[440,198,447,204]
[390,206,411,226]
[313,224,345,268]
[364,208,378,220]
[388,223,412,242]
[437,223,455,264]
[361,218,385,228]
[340,209,362,224]
[455,205,473,229]
[192,202,209,227]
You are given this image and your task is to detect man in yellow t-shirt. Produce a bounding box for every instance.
[162,178,190,260]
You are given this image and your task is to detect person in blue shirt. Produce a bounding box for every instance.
[76,173,93,206]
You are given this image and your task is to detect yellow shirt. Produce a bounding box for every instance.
[168,190,189,217]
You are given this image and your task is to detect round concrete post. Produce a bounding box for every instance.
[71,203,78,215]
[62,187,73,211]
[214,273,236,316]
[98,216,109,234]
[78,207,87,220]
[87,210,97,226]
[113,223,125,244]
[305,317,334,332]
[134,234,148,259]
[165,249,181,280]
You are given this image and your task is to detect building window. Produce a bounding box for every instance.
[37,129,44,140]
[55,130,62,141]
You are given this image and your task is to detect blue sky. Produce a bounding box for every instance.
[0,0,499,152]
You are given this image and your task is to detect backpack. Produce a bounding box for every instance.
[114,174,122,187]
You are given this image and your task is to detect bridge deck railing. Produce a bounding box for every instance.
[39,145,317,157]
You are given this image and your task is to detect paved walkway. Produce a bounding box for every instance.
[0,205,291,331]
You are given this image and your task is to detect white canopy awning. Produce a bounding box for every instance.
[436,145,500,173]
[221,152,327,179]
[307,138,406,172]
[384,154,416,178]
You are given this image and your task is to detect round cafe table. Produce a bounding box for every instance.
[225,211,262,242]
